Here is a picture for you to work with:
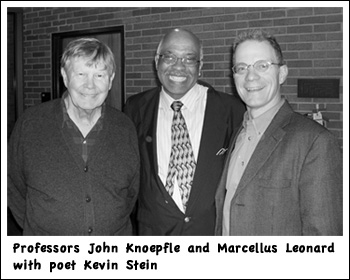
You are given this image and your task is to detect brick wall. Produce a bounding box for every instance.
[21,7,343,146]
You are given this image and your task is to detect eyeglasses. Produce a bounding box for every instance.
[157,53,200,66]
[232,60,283,75]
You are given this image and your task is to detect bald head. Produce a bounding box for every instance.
[157,28,203,60]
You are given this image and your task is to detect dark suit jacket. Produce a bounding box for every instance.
[215,101,343,236]
[124,81,245,235]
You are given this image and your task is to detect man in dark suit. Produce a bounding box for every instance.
[215,29,342,236]
[124,28,245,235]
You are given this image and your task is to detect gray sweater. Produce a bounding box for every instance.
[8,98,140,235]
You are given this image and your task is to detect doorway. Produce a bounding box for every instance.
[7,8,24,235]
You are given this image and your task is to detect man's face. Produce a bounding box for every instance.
[155,31,203,100]
[233,40,288,116]
[61,56,114,111]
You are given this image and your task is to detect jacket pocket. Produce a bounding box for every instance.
[257,178,292,189]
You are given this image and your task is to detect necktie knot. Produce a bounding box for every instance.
[171,101,183,112]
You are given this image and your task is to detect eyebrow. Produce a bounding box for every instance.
[162,50,198,56]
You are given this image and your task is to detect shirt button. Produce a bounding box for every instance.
[84,166,88,172]
[248,136,252,141]
[88,227,93,234]
[86,196,91,202]
[184,217,191,223]
[83,140,87,144]
[165,200,168,204]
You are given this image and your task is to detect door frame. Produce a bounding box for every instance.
[7,7,24,120]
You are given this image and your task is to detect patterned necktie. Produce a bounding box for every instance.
[165,101,196,212]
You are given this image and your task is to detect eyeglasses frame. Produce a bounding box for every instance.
[232,60,284,75]
[157,53,201,66]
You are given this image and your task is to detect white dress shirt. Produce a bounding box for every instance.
[157,83,208,213]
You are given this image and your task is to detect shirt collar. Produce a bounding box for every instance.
[159,83,205,112]
[243,98,285,135]
[61,92,70,128]
[61,91,106,130]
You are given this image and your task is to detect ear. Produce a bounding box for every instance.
[109,72,115,90]
[154,55,159,70]
[198,60,203,72]
[61,67,68,87]
[279,64,288,85]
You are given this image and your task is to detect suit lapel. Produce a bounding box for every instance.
[217,125,243,196]
[233,102,293,198]
[138,90,161,182]
[186,88,230,212]
[214,123,244,234]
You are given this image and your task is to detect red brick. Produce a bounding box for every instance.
[287,8,313,17]
[314,23,342,32]
[261,10,286,19]
[249,19,273,28]
[314,7,342,15]
[327,121,343,129]
[299,16,326,24]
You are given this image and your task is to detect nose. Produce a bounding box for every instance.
[85,75,95,89]
[245,66,260,81]
[172,57,186,69]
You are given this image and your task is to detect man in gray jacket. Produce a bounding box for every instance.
[215,29,342,236]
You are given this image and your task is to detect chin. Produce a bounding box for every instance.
[79,103,101,110]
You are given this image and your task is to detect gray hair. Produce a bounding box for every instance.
[61,38,116,74]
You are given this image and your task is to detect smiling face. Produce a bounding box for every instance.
[155,29,203,100]
[61,56,115,112]
[233,40,288,118]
